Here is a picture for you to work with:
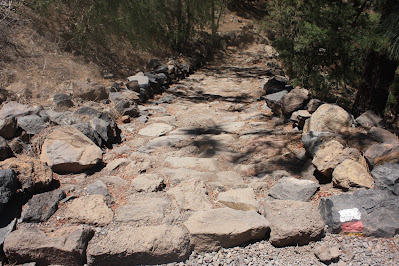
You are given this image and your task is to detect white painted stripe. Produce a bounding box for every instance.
[339,208,361,223]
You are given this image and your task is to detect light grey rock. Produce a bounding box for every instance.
[371,163,399,195]
[85,180,113,204]
[138,123,173,137]
[268,177,319,202]
[130,174,165,193]
[17,115,46,135]
[115,198,170,223]
[184,208,270,252]
[264,200,325,247]
[0,169,17,214]
[364,141,399,168]
[99,175,128,188]
[217,188,259,211]
[164,156,218,171]
[356,110,384,129]
[87,225,191,265]
[0,101,37,120]
[4,225,93,266]
[264,90,289,117]
[314,243,341,263]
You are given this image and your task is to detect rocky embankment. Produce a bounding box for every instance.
[1,25,399,265]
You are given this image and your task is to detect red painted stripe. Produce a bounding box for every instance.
[341,221,364,233]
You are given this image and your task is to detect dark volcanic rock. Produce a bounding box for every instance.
[53,93,74,108]
[0,137,13,161]
[22,189,66,222]
[371,163,399,196]
[263,76,289,94]
[0,117,17,139]
[17,115,47,135]
[319,189,399,237]
[364,141,399,168]
[0,169,18,214]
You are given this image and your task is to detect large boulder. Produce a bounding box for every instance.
[40,126,103,173]
[127,72,150,88]
[184,208,270,252]
[21,189,66,223]
[332,159,374,190]
[312,140,367,177]
[371,163,399,195]
[355,110,384,129]
[0,101,37,120]
[87,225,191,265]
[73,81,109,102]
[268,177,319,202]
[0,156,53,193]
[302,131,342,157]
[264,200,325,247]
[264,90,289,117]
[281,88,310,116]
[4,225,93,266]
[0,169,18,214]
[364,141,399,168]
[319,189,399,237]
[304,104,352,134]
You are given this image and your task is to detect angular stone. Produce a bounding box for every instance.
[371,163,399,195]
[0,156,53,193]
[301,131,341,157]
[115,198,169,223]
[217,188,258,211]
[0,169,17,214]
[114,99,140,117]
[139,123,173,137]
[368,127,398,143]
[314,243,341,263]
[40,126,103,173]
[0,117,17,139]
[21,189,66,222]
[164,157,218,171]
[268,177,319,202]
[85,180,112,204]
[158,168,216,186]
[319,189,399,237]
[264,90,288,117]
[17,115,46,135]
[356,110,384,129]
[0,101,37,120]
[63,195,113,226]
[104,158,131,174]
[0,218,16,257]
[364,141,399,168]
[263,76,289,94]
[264,200,325,247]
[0,136,13,161]
[167,178,212,211]
[53,93,73,108]
[99,175,129,188]
[127,73,150,88]
[281,88,310,116]
[130,174,165,193]
[4,225,93,266]
[73,81,109,102]
[184,208,270,252]
[332,159,374,190]
[290,110,311,129]
[87,225,190,265]
[304,104,352,134]
[141,135,188,151]
[307,98,322,113]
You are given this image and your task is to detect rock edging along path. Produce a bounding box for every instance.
[1,23,399,265]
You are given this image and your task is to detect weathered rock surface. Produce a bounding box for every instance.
[17,115,46,135]
[63,195,113,226]
[140,135,188,152]
[290,110,311,129]
[304,104,352,134]
[314,243,341,263]
[216,188,258,211]
[302,131,341,157]
[281,88,309,116]
[85,180,112,204]
[356,110,384,129]
[264,200,325,247]
[263,76,289,94]
[0,219,16,258]
[87,225,191,266]
[264,90,288,117]
[4,225,93,266]
[184,208,270,251]
[0,136,13,161]
[371,163,399,195]
[0,101,37,120]
[115,198,169,223]
[364,141,399,168]
[40,126,103,173]
[0,169,17,213]
[167,178,212,211]
[73,82,109,102]
[306,98,322,113]
[21,189,66,222]
[164,156,218,171]
[138,123,173,137]
[268,177,319,202]
[368,127,398,143]
[332,159,374,190]
[130,174,165,193]
[53,93,74,108]
[319,189,399,237]
[0,156,53,193]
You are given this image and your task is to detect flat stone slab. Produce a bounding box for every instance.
[63,195,113,226]
[164,157,218,171]
[138,123,173,137]
[115,198,170,224]
[268,177,319,202]
[219,122,246,134]
[217,188,259,211]
[167,178,212,211]
[87,225,191,265]
[184,208,270,252]
[4,225,93,266]
[264,200,325,247]
[130,174,165,193]
[158,168,216,185]
[319,189,399,237]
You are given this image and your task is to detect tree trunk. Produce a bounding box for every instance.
[352,51,398,117]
